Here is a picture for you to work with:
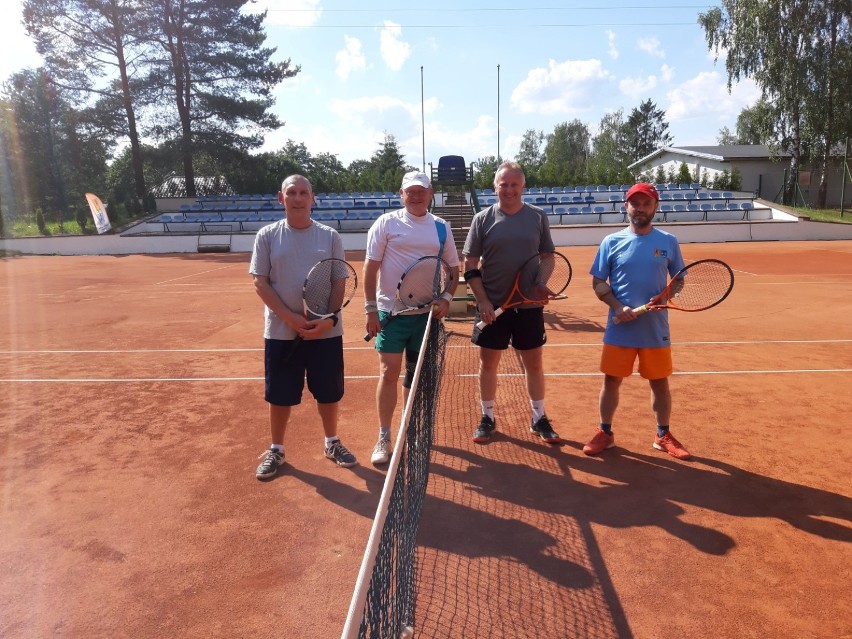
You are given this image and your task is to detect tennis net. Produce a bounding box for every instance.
[341,312,448,639]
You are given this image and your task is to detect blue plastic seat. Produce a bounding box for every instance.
[436,155,467,184]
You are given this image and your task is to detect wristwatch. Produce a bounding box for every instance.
[329,314,339,327]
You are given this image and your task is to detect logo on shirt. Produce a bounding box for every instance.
[654,248,668,258]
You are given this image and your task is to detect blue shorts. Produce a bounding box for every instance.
[472,307,546,350]
[375,312,429,354]
[264,337,344,406]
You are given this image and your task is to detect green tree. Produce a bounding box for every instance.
[366,133,410,192]
[625,99,673,161]
[699,0,852,207]
[676,162,694,185]
[472,155,500,189]
[717,126,739,145]
[588,109,632,185]
[540,120,590,186]
[515,129,545,184]
[23,0,153,207]
[146,0,299,197]
[1,69,108,228]
[736,100,776,145]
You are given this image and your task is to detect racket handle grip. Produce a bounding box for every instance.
[612,304,649,325]
[475,307,504,330]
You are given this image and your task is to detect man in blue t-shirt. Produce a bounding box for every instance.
[585,182,691,460]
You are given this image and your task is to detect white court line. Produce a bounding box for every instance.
[2,338,852,355]
[2,369,852,383]
[155,264,239,285]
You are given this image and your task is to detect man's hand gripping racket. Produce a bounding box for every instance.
[614,258,734,323]
[285,258,358,358]
[364,256,454,341]
[475,252,572,330]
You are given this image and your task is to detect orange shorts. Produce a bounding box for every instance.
[600,344,672,380]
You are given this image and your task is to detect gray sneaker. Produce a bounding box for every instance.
[256,447,285,479]
[325,440,357,468]
[370,435,391,466]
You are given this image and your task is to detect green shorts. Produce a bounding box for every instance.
[375,312,429,353]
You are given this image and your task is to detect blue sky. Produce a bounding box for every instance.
[2,1,760,169]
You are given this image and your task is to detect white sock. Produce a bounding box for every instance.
[270,443,284,452]
[481,400,495,420]
[379,427,390,440]
[324,436,339,447]
[531,399,545,422]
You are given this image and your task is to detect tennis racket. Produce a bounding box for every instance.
[285,258,358,358]
[475,251,572,330]
[364,255,454,341]
[614,258,734,323]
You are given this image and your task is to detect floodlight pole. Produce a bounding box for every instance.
[421,66,426,172]
[497,64,501,162]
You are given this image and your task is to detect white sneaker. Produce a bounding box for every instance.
[370,436,391,466]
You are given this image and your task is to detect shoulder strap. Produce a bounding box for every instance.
[434,219,447,255]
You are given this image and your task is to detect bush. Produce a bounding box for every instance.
[677,162,693,185]
[35,208,46,234]
[76,207,88,233]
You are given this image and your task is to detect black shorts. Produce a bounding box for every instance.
[472,306,547,350]
[264,337,344,406]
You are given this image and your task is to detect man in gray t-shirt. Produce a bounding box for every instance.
[462,161,561,446]
[250,174,357,479]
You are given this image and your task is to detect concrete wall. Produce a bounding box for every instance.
[4,207,852,256]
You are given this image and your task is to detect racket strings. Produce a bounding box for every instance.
[398,258,451,307]
[303,260,357,316]
[669,262,733,310]
[518,253,572,300]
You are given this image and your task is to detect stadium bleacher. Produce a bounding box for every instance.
[153,178,764,234]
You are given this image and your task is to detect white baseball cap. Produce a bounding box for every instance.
[400,171,432,190]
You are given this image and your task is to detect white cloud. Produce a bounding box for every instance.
[664,71,761,143]
[638,36,665,59]
[606,30,619,60]
[619,74,659,100]
[421,115,499,166]
[378,21,411,71]
[250,0,322,28]
[511,59,614,115]
[335,36,367,80]
[660,64,675,83]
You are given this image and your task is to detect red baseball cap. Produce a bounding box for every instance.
[626,182,659,202]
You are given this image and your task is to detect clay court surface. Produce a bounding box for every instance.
[1,240,851,638]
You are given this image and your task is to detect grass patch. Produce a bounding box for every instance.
[793,207,852,224]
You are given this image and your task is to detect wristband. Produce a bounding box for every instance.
[440,291,454,302]
[463,269,482,281]
[328,314,339,327]
[365,301,378,313]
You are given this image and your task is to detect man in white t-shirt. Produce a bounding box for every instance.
[363,171,460,465]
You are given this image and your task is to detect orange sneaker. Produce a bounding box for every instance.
[653,432,691,460]
[583,430,615,455]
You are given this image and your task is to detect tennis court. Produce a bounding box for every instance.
[1,240,850,638]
